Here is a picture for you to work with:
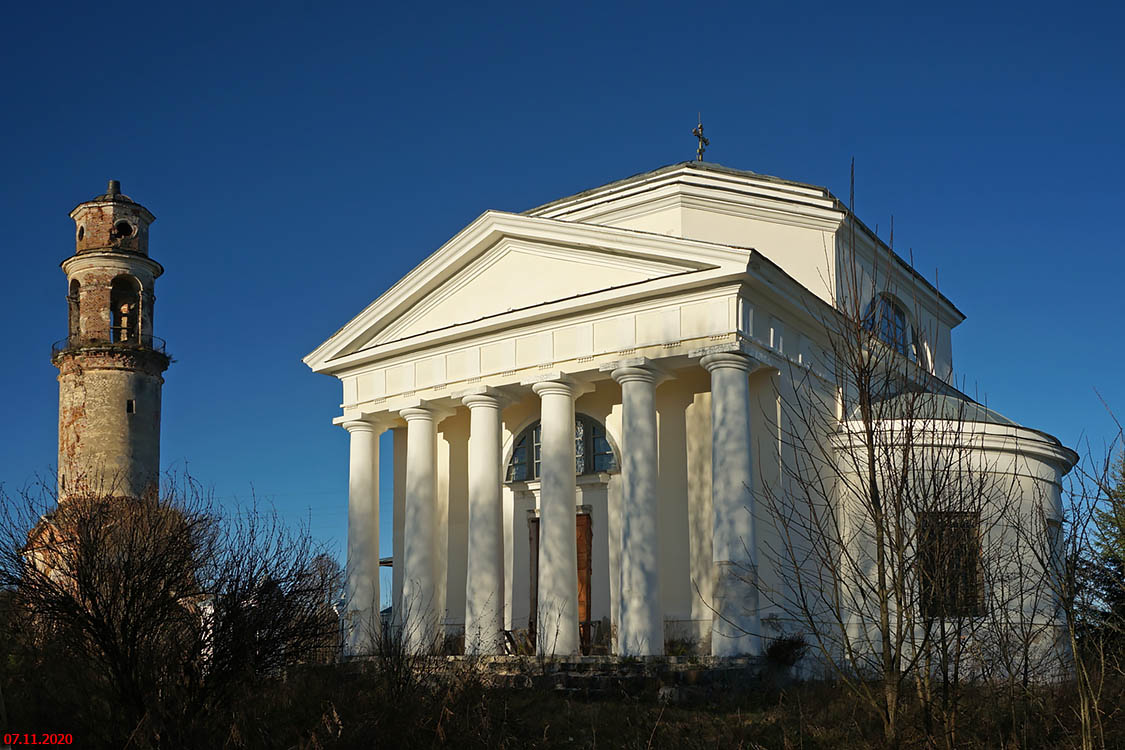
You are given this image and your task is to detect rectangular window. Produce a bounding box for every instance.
[126,399,136,414]
[918,511,984,618]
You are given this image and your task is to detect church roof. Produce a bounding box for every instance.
[845,389,1077,470]
[526,161,964,323]
[861,391,1022,428]
[524,160,828,216]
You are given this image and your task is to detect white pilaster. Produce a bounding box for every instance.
[532,379,581,656]
[401,406,439,653]
[611,364,665,656]
[700,352,761,656]
[343,419,381,657]
[462,390,505,654]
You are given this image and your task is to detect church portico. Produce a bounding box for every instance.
[335,347,774,658]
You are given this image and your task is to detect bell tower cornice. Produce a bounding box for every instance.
[61,251,164,280]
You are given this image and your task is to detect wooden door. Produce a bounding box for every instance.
[576,513,593,650]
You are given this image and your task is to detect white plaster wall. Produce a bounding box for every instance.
[827,422,1072,672]
[685,388,713,644]
[834,230,956,380]
[587,199,685,238]
[655,380,693,625]
[682,208,837,304]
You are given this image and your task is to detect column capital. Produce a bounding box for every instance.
[603,356,667,386]
[459,386,508,410]
[399,406,435,423]
[531,378,577,399]
[398,398,456,423]
[610,365,666,386]
[341,418,383,435]
[700,351,759,374]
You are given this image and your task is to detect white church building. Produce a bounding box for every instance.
[304,161,1076,660]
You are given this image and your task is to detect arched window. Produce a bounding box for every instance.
[110,275,141,343]
[67,279,80,341]
[506,414,617,482]
[863,294,920,362]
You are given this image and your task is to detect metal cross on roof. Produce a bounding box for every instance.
[692,113,709,161]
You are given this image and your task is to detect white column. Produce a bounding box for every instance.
[343,419,381,656]
[701,352,761,657]
[401,406,438,653]
[611,364,664,656]
[462,390,505,655]
[532,379,580,656]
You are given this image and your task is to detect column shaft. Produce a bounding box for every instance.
[344,420,380,656]
[532,380,580,656]
[401,407,438,653]
[701,353,760,657]
[612,366,664,656]
[463,392,505,655]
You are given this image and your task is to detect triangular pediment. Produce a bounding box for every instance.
[305,211,748,371]
[372,237,697,345]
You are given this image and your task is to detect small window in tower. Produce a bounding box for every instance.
[126,399,136,414]
[114,220,135,238]
[76,225,84,241]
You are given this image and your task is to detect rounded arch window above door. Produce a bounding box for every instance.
[506,414,617,482]
[863,294,922,363]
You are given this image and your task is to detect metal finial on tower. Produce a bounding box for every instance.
[692,113,709,162]
[107,179,121,196]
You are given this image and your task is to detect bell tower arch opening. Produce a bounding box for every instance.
[67,279,80,341]
[110,275,141,343]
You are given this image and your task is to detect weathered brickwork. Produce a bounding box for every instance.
[53,182,170,500]
[71,180,153,257]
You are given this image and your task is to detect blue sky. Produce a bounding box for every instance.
[2,1,1122,603]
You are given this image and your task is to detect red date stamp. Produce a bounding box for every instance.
[3,735,73,746]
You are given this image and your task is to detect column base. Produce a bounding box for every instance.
[710,560,761,657]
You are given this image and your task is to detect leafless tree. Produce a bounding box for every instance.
[1021,426,1125,750]
[0,476,342,745]
[755,169,1067,748]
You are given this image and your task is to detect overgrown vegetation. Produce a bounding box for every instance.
[5,636,1125,749]
[0,478,341,747]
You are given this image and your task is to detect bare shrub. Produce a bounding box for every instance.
[0,477,342,746]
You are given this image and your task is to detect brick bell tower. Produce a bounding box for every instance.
[52,180,171,500]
